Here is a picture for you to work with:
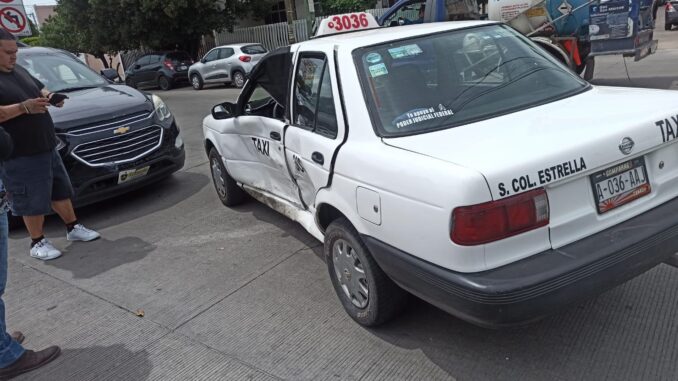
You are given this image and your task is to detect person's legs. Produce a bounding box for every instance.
[0,212,24,368]
[51,199,75,224]
[22,215,45,240]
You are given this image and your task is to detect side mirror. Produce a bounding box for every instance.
[133,64,141,70]
[201,58,207,64]
[101,68,119,81]
[212,102,236,120]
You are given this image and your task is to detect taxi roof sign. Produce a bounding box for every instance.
[315,12,379,37]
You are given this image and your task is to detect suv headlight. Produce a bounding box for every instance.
[152,94,173,123]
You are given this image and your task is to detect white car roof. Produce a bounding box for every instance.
[300,20,496,51]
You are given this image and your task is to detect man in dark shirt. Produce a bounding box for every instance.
[0,123,60,379]
[0,29,100,261]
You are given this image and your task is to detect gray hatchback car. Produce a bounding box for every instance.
[188,43,268,90]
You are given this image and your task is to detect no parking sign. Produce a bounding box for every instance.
[0,0,32,37]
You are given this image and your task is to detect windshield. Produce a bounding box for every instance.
[18,52,107,93]
[354,25,589,137]
[241,45,267,55]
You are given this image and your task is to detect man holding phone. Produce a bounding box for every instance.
[0,29,100,261]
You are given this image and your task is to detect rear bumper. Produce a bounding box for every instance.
[666,12,678,24]
[364,196,678,328]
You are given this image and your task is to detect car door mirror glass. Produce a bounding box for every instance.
[212,102,235,120]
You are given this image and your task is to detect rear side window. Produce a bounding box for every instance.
[136,56,151,66]
[149,54,162,63]
[293,54,338,139]
[219,48,235,59]
[241,45,267,54]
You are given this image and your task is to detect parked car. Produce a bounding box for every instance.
[188,44,268,90]
[15,46,185,222]
[125,51,193,90]
[204,14,678,328]
[666,1,678,29]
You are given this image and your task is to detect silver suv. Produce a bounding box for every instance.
[188,44,268,90]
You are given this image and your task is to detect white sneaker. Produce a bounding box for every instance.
[66,224,101,242]
[30,239,62,261]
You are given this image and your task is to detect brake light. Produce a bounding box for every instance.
[163,59,174,70]
[451,189,549,245]
[239,55,251,62]
[668,3,676,12]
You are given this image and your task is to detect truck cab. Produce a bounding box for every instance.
[378,0,481,27]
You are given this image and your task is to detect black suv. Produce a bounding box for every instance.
[125,51,193,90]
[16,46,185,212]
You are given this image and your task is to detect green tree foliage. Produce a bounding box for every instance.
[40,0,253,63]
[319,0,376,14]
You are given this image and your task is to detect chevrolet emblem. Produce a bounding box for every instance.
[114,126,130,135]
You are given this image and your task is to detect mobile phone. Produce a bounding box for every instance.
[49,93,68,105]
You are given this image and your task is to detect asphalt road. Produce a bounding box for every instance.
[7,15,678,381]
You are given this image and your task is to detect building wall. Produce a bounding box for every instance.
[34,5,56,28]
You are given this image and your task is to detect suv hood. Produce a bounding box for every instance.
[49,84,152,131]
[383,86,676,200]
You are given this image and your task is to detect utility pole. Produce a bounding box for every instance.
[306,0,316,37]
[284,0,296,44]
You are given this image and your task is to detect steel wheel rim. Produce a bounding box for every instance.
[159,77,169,90]
[332,238,369,309]
[192,75,200,89]
[234,73,244,87]
[211,158,226,198]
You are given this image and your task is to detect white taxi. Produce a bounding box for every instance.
[202,13,678,328]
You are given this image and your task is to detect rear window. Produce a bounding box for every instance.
[354,24,589,137]
[241,45,267,55]
[166,52,191,61]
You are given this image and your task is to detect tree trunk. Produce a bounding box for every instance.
[95,52,110,69]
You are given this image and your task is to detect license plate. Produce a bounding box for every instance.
[118,166,150,184]
[590,158,651,214]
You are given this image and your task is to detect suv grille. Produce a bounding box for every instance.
[71,126,163,166]
[66,112,152,136]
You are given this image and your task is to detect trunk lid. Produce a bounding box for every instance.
[384,86,678,249]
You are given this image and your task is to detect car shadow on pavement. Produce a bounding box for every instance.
[46,237,156,280]
[367,278,674,380]
[16,344,151,381]
[9,171,210,239]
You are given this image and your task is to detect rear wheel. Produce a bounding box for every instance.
[666,24,672,31]
[325,218,408,326]
[232,71,245,88]
[158,76,173,91]
[208,148,246,207]
[191,73,204,90]
[8,212,22,231]
[125,77,137,89]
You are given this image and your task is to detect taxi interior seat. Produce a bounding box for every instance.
[376,63,439,118]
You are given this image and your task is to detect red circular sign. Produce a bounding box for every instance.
[0,7,26,33]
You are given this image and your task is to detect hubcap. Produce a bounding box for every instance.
[192,75,200,88]
[211,158,226,198]
[332,239,369,308]
[159,77,169,89]
[235,73,244,87]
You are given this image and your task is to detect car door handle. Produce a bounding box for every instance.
[312,152,324,165]
[270,131,281,141]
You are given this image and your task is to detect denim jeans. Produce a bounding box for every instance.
[0,213,24,368]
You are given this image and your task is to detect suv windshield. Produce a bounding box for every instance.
[241,45,267,55]
[18,51,106,93]
[354,25,589,137]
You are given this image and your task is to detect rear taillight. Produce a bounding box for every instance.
[451,188,549,246]
[163,60,174,70]
[239,55,251,62]
[668,3,676,12]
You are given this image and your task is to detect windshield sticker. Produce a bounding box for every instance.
[392,104,455,129]
[497,157,587,197]
[365,53,382,64]
[654,116,678,143]
[388,44,423,59]
[368,63,388,78]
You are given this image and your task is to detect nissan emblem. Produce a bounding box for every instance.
[619,137,634,155]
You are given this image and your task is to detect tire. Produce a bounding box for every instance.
[191,73,204,90]
[232,71,245,88]
[208,148,246,207]
[325,218,408,327]
[666,24,672,31]
[158,76,173,91]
